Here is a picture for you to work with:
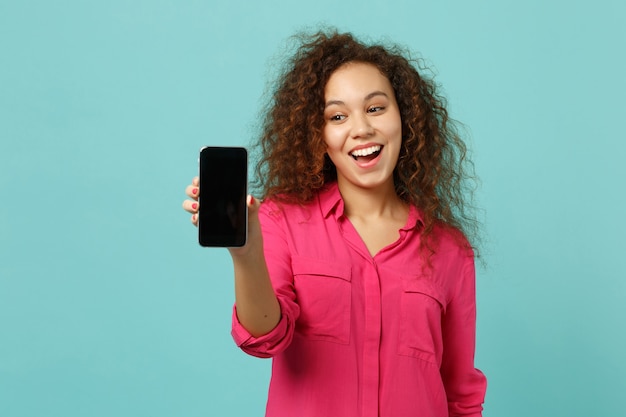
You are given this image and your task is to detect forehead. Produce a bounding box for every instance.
[324,62,393,98]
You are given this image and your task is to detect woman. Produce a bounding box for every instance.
[183,30,486,417]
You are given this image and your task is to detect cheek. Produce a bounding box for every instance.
[321,126,329,147]
[322,128,342,151]
[387,114,403,136]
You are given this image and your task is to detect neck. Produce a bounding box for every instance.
[337,178,406,220]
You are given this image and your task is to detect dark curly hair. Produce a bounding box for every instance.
[251,29,481,256]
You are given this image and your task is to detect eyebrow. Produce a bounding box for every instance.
[324,91,389,109]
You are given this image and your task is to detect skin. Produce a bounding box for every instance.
[323,62,403,195]
[183,178,280,337]
[323,62,408,256]
[182,61,409,336]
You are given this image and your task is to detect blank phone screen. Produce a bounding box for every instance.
[198,147,247,247]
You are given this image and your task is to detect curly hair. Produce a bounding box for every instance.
[251,29,481,256]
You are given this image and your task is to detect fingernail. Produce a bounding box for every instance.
[192,188,198,195]
[249,195,255,205]
[192,214,197,222]
[192,203,198,210]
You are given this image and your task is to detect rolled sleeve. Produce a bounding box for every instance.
[441,256,487,417]
[231,302,295,358]
[230,200,300,358]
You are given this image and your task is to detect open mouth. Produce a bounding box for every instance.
[350,145,382,162]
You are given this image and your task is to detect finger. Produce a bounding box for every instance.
[247,194,258,207]
[192,176,199,186]
[191,213,198,227]
[182,199,200,214]
[246,195,262,216]
[185,184,200,199]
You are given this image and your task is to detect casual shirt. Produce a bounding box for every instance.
[231,182,487,417]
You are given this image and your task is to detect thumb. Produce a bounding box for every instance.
[247,194,261,211]
[246,195,263,222]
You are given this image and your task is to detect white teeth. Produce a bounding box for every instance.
[350,145,381,157]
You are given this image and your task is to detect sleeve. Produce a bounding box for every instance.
[230,201,300,358]
[440,254,487,417]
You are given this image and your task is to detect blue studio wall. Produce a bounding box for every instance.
[1,1,625,416]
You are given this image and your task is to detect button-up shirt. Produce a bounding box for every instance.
[231,182,487,417]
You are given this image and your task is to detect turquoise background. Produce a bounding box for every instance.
[1,0,625,416]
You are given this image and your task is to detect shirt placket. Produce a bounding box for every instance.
[362,258,382,417]
[337,216,382,417]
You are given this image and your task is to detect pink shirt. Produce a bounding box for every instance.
[231,182,486,417]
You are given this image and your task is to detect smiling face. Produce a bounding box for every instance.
[322,62,402,194]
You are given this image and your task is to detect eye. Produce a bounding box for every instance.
[328,114,346,122]
[367,106,385,113]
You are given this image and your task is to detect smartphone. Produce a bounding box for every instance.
[198,146,248,247]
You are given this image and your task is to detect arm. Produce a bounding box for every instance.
[183,177,280,337]
[228,195,281,337]
[440,256,487,417]
[230,199,300,357]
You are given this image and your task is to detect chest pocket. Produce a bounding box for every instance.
[292,256,352,345]
[398,276,447,365]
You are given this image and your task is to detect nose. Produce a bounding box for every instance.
[350,113,374,139]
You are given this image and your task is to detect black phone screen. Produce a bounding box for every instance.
[198,146,248,247]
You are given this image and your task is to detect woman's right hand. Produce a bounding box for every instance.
[182,176,278,335]
[182,176,201,226]
[181,176,264,256]
[228,193,263,257]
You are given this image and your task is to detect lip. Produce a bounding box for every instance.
[349,143,384,169]
[348,142,383,155]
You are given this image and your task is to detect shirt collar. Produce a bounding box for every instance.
[319,182,345,218]
[318,182,424,231]
[403,205,424,231]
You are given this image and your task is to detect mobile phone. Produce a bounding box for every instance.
[198,146,248,247]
